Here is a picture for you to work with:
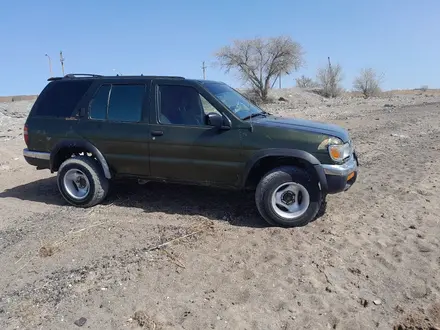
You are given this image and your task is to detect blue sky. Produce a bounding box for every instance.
[1,0,439,95]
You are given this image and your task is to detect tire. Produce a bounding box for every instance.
[315,193,327,220]
[255,166,322,227]
[57,156,109,208]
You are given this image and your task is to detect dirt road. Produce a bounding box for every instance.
[1,98,439,329]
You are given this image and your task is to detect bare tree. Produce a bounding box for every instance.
[295,75,319,88]
[353,68,384,97]
[214,36,305,101]
[316,59,343,98]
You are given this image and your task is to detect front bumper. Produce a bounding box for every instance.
[321,152,359,194]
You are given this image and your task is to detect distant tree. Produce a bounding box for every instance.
[420,85,429,92]
[316,59,343,98]
[214,36,305,101]
[353,68,384,97]
[295,75,319,88]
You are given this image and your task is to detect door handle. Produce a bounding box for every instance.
[151,130,164,137]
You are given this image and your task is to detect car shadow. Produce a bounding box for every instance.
[0,177,267,228]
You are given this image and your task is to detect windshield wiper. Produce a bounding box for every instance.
[242,112,268,121]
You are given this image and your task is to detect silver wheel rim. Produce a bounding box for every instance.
[63,169,90,200]
[271,182,310,220]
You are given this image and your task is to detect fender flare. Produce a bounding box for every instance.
[241,148,328,191]
[50,140,112,179]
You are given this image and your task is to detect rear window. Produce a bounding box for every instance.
[32,80,92,117]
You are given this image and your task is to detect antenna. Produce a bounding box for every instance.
[112,69,122,76]
[202,61,207,79]
[60,51,65,76]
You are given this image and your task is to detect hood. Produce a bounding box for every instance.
[254,115,350,142]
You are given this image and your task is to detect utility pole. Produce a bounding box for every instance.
[45,54,52,77]
[328,56,334,98]
[202,61,207,79]
[60,51,65,76]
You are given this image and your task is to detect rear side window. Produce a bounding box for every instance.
[32,80,92,117]
[89,84,145,122]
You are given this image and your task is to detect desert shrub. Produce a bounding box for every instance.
[353,68,384,97]
[296,75,319,88]
[316,62,343,98]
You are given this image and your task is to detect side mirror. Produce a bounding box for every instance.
[206,112,230,130]
[76,107,87,118]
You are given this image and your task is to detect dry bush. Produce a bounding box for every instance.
[316,62,344,98]
[353,68,384,98]
[214,36,305,102]
[296,75,319,88]
[241,89,265,105]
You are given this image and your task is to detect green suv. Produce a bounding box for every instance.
[23,74,358,227]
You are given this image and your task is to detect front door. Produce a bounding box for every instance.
[148,81,243,187]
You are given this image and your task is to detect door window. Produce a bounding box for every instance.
[158,85,220,126]
[200,95,221,117]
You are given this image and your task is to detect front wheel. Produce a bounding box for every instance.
[255,166,322,227]
[57,156,109,208]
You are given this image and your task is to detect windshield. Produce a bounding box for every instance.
[203,82,265,120]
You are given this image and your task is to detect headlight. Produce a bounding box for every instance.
[318,137,352,163]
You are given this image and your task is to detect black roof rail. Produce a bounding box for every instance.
[115,75,185,79]
[64,73,103,78]
[47,73,102,82]
[47,76,63,81]
[47,74,185,82]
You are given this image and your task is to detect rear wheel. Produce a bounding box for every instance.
[57,156,109,208]
[255,166,322,227]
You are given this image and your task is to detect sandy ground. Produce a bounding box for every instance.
[1,89,440,329]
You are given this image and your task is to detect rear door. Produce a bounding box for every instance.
[75,79,152,177]
[148,80,244,187]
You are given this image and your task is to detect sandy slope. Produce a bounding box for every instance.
[0,91,440,329]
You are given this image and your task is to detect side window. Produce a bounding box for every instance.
[89,84,145,122]
[33,80,92,117]
[158,85,215,126]
[108,85,145,122]
[200,95,221,116]
[89,85,110,120]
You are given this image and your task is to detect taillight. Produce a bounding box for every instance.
[24,124,29,146]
